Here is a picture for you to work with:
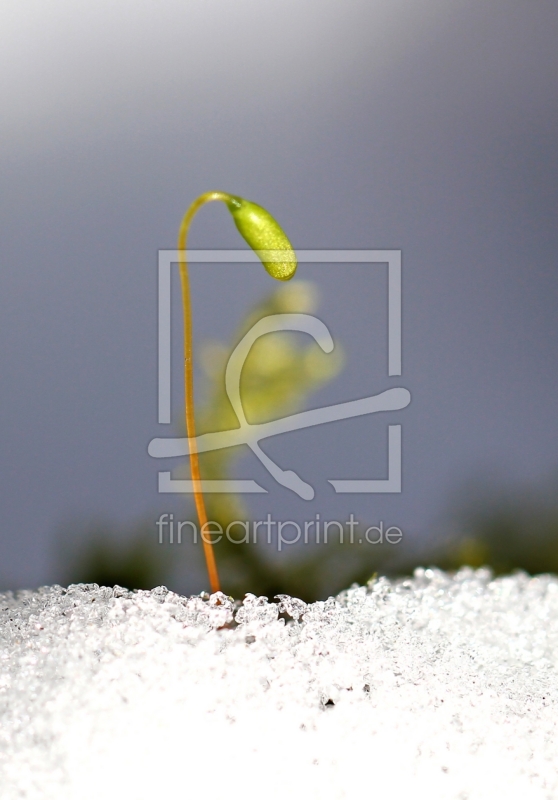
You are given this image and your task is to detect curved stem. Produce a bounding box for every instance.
[178,191,230,594]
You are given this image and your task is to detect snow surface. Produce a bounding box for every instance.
[0,568,557,799]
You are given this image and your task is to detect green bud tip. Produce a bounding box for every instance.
[225,195,297,281]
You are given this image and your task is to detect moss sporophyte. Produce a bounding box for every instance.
[178,192,297,593]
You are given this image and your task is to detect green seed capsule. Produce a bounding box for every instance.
[226,196,297,281]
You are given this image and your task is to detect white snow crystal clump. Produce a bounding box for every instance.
[1,568,557,799]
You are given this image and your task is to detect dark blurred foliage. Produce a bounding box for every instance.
[196,531,402,602]
[55,475,558,601]
[54,284,558,599]
[426,476,558,576]
[56,518,404,602]
[55,519,173,591]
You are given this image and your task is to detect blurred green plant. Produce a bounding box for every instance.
[185,279,410,598]
[195,280,341,524]
[185,279,347,598]
[56,280,405,601]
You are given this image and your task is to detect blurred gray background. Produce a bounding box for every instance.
[1,0,557,592]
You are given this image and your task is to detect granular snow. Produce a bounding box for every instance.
[0,568,557,799]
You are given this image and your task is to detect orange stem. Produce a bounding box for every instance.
[177,191,230,594]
